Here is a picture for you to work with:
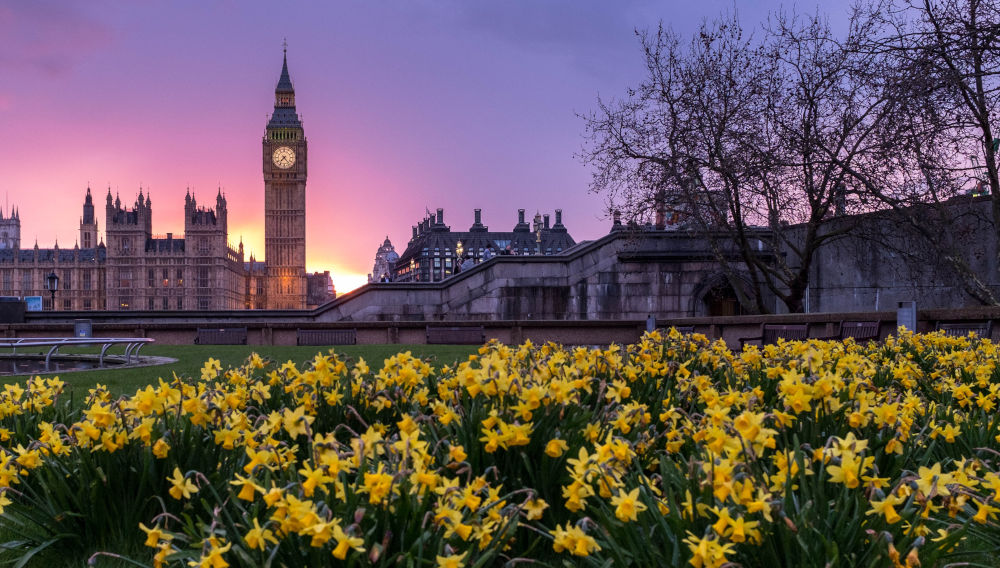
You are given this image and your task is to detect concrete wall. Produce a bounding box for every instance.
[314,230,766,322]
[804,197,1000,313]
[17,306,1000,348]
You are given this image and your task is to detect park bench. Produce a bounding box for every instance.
[936,321,992,339]
[817,320,881,342]
[739,323,809,349]
[426,325,485,345]
[296,328,357,346]
[195,327,247,345]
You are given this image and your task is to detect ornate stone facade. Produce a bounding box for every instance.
[393,208,576,282]
[104,188,246,311]
[0,189,108,310]
[0,187,270,311]
[0,207,20,250]
[369,237,398,282]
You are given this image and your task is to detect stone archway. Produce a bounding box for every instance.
[689,272,750,317]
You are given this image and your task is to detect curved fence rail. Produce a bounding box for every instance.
[0,337,155,368]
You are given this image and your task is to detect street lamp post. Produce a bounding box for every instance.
[45,271,59,310]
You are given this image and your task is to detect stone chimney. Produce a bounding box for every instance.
[555,209,563,226]
[436,208,444,224]
[543,214,550,229]
[518,209,525,224]
[470,208,487,232]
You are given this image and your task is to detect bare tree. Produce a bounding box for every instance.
[836,0,1000,304]
[582,9,895,313]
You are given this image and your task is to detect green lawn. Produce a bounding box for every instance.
[0,344,480,401]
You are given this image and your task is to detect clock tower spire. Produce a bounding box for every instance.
[263,44,307,309]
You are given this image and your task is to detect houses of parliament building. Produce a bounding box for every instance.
[0,50,331,311]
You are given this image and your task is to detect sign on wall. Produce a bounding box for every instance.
[23,296,42,312]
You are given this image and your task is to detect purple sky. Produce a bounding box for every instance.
[0,0,837,292]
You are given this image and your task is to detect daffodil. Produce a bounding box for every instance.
[331,523,365,559]
[611,487,647,522]
[244,518,277,551]
[545,438,569,458]
[139,522,173,548]
[523,498,548,520]
[168,467,198,500]
[436,552,467,568]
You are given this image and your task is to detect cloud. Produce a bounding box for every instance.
[0,2,111,76]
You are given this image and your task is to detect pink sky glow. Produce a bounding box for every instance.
[0,1,835,293]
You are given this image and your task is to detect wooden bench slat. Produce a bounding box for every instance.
[741,323,809,349]
[195,327,247,345]
[839,321,880,341]
[937,321,992,338]
[297,329,357,346]
[426,326,485,345]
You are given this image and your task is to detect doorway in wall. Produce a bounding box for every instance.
[703,283,745,317]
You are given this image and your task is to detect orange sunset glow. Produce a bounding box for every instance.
[1,2,816,294]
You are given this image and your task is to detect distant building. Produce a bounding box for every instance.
[393,207,575,282]
[1,48,324,311]
[369,237,398,282]
[103,187,246,311]
[0,188,110,310]
[306,271,335,307]
[0,207,20,250]
[244,257,268,309]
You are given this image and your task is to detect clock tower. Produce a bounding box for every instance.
[263,46,307,309]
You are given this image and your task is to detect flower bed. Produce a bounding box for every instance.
[0,329,998,567]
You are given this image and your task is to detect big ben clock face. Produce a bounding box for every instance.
[272,146,295,169]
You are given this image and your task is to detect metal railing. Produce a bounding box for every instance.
[0,337,154,368]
